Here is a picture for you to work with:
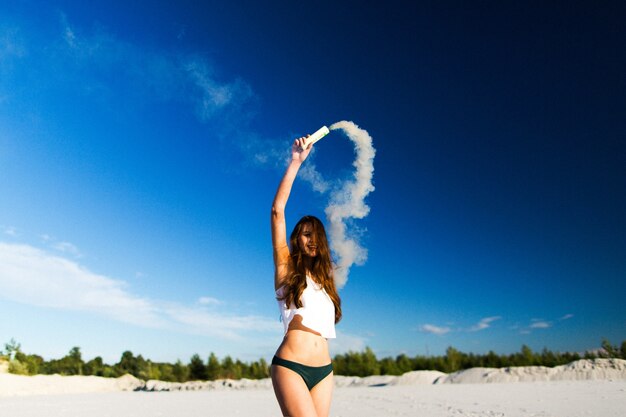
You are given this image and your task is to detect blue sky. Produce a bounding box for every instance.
[1,1,624,364]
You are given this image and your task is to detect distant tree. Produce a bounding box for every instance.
[338,351,363,376]
[620,340,626,360]
[84,356,104,376]
[206,353,220,380]
[253,358,270,379]
[221,356,241,379]
[519,345,535,366]
[379,357,400,375]
[155,363,175,381]
[14,352,44,375]
[395,353,413,374]
[135,355,151,380]
[116,351,139,376]
[102,365,118,378]
[483,350,502,368]
[413,355,439,371]
[362,347,380,375]
[8,359,29,374]
[172,360,189,382]
[331,353,346,375]
[68,347,84,375]
[235,359,246,379]
[541,348,557,367]
[43,347,85,375]
[444,346,462,373]
[3,338,21,361]
[583,349,597,359]
[562,351,581,363]
[189,354,207,380]
[334,347,380,376]
[144,360,162,381]
[222,356,233,377]
[600,339,619,358]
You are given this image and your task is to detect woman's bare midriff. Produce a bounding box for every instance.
[275,315,331,366]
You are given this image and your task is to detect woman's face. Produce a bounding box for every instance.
[298,223,318,257]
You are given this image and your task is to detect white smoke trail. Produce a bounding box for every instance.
[252,121,375,288]
[299,161,331,194]
[326,121,376,288]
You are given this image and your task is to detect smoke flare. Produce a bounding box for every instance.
[326,121,376,288]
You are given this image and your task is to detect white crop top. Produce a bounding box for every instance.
[276,275,336,339]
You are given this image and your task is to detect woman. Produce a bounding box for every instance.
[270,135,342,417]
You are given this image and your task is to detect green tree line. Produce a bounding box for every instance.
[2,338,624,380]
[0,339,269,382]
[333,339,626,376]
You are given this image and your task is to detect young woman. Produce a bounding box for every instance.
[270,135,342,417]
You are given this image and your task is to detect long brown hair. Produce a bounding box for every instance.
[278,215,342,323]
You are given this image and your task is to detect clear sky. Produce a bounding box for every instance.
[1,1,624,364]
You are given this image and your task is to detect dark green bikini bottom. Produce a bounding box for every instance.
[272,356,333,390]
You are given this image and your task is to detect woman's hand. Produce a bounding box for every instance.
[291,135,313,163]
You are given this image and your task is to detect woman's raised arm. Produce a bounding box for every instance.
[271,136,312,290]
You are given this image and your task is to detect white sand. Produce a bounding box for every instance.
[0,373,143,396]
[1,359,625,416]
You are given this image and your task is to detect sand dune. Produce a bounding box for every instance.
[0,373,143,396]
[437,357,626,384]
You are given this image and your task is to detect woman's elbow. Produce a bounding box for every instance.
[271,204,285,218]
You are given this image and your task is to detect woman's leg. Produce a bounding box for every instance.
[310,372,333,417]
[271,364,318,417]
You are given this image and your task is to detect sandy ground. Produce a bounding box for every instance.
[1,360,625,416]
[0,380,624,417]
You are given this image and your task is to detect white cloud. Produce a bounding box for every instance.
[0,26,26,60]
[51,241,82,257]
[183,57,253,122]
[0,242,158,327]
[38,234,82,257]
[419,324,451,335]
[518,316,563,334]
[3,227,18,237]
[52,15,252,123]
[530,320,551,329]
[0,242,278,340]
[163,304,279,340]
[198,296,221,306]
[186,60,235,113]
[468,316,501,332]
[60,13,77,48]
